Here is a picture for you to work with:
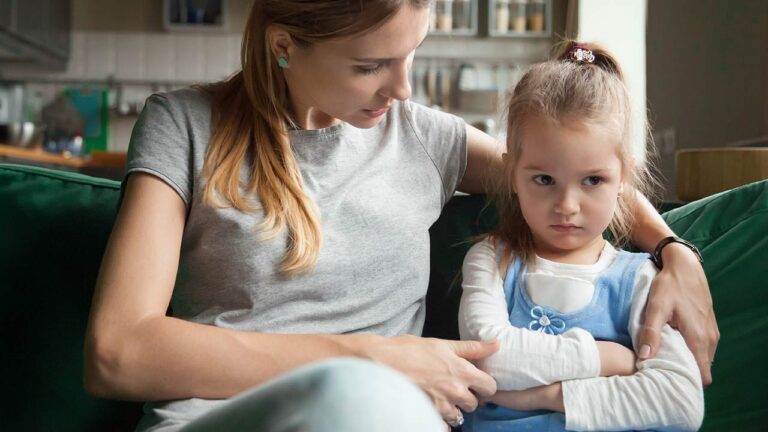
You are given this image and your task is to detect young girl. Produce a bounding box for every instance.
[459,42,705,431]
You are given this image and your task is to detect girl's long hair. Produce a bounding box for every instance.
[198,0,430,276]
[490,40,659,264]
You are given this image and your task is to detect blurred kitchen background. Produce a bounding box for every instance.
[1,0,767,201]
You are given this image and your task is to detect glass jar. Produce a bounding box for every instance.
[510,0,527,32]
[435,0,454,31]
[429,3,437,31]
[527,0,545,32]
[494,0,510,34]
[453,0,472,31]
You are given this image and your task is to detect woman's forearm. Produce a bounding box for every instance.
[625,192,718,386]
[628,191,672,253]
[84,316,377,401]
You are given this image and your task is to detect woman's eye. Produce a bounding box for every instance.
[583,176,603,186]
[356,64,384,75]
[533,175,554,185]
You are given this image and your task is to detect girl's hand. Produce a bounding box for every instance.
[485,383,564,412]
[636,244,719,386]
[362,335,499,424]
[596,341,637,377]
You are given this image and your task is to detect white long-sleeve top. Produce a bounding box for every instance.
[459,238,704,431]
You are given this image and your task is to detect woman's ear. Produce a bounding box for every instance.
[266,25,295,61]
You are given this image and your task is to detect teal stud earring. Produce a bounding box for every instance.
[277,57,289,69]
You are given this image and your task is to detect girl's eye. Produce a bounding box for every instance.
[583,176,603,186]
[533,175,554,186]
[356,64,384,75]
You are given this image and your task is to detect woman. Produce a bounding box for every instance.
[84,1,717,431]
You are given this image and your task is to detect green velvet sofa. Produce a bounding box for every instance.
[1,162,767,431]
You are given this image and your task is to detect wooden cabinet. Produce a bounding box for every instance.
[15,0,46,48]
[0,0,71,68]
[0,1,13,31]
[45,0,71,58]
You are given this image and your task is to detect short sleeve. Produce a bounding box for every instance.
[402,101,467,205]
[124,93,195,207]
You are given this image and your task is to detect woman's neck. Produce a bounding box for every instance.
[289,98,340,130]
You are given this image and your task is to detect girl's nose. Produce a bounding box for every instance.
[555,189,580,215]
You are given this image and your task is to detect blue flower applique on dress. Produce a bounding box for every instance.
[527,306,567,335]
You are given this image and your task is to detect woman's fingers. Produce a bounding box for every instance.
[448,340,499,397]
[435,396,465,427]
[363,335,497,419]
[450,339,499,361]
[639,246,719,387]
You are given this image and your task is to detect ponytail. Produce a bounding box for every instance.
[555,40,625,82]
[200,6,320,277]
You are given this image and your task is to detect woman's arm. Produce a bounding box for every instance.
[84,174,498,414]
[457,124,503,194]
[458,239,636,391]
[628,192,718,386]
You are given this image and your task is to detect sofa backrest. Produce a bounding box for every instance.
[0,164,141,430]
[2,163,767,431]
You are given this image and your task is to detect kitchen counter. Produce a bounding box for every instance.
[0,144,126,180]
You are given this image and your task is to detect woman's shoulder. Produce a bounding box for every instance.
[146,87,211,115]
[397,100,463,126]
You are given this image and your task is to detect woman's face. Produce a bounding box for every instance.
[280,5,430,129]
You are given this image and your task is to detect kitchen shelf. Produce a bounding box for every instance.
[428,0,479,37]
[163,0,228,32]
[487,0,552,38]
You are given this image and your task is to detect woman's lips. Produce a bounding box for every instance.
[362,107,389,118]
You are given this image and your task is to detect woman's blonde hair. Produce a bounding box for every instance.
[198,0,430,276]
[490,40,659,264]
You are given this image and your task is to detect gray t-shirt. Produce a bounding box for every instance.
[126,88,466,430]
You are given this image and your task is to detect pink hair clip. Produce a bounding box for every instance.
[568,45,595,64]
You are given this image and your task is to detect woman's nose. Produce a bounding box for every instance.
[382,61,412,101]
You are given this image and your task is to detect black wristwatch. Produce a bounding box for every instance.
[652,236,703,269]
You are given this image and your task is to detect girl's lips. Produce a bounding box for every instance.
[550,224,581,233]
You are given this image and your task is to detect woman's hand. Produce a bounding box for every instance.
[485,382,564,412]
[362,335,499,425]
[637,243,719,386]
[596,341,637,377]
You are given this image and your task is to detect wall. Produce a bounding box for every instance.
[1,0,563,152]
[646,0,768,200]
[569,0,648,164]
[72,0,255,34]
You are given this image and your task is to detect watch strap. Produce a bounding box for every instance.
[652,236,703,269]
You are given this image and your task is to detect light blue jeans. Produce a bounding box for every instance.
[178,358,444,432]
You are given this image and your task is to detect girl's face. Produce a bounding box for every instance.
[512,116,626,263]
[280,5,430,129]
